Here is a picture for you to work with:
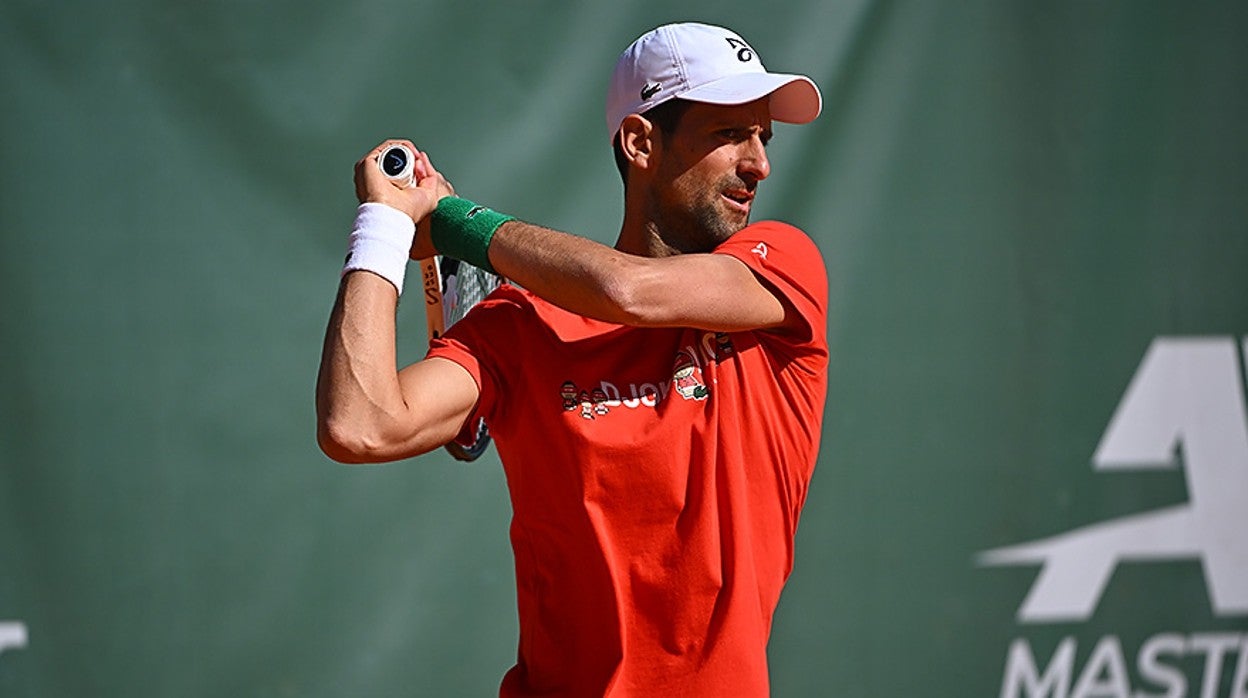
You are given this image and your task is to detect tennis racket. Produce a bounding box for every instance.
[420,255,503,462]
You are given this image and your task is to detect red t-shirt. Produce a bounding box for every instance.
[426,221,828,697]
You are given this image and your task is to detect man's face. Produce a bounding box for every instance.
[649,98,774,253]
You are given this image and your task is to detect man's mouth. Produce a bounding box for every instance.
[722,188,754,211]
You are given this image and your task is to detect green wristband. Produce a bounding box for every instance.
[430,197,514,273]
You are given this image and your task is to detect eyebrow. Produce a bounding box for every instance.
[724,125,773,145]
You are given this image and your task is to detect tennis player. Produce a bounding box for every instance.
[317,22,828,697]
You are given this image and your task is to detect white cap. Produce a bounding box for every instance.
[606,22,822,142]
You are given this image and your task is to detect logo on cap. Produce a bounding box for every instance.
[640,82,662,100]
[725,37,755,62]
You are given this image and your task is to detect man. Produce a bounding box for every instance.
[317,22,827,697]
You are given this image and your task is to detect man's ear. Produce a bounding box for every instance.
[619,114,657,171]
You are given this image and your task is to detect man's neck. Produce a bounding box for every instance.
[615,221,682,258]
[615,198,685,258]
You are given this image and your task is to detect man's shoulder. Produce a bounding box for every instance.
[717,220,829,348]
[716,220,823,267]
[742,219,808,236]
[461,282,544,318]
[718,220,827,286]
[458,283,622,343]
[444,283,534,337]
[738,219,813,239]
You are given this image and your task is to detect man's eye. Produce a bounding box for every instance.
[719,128,770,146]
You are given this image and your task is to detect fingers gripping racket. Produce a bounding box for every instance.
[419,256,503,462]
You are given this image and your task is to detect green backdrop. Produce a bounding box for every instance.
[2,1,1246,696]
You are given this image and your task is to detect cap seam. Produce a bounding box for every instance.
[664,25,689,93]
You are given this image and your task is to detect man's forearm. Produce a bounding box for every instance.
[485,221,644,325]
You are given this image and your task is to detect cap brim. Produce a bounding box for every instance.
[679,72,822,124]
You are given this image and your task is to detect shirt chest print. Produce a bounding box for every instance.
[671,350,709,400]
[557,332,734,419]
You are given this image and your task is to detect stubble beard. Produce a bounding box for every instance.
[655,177,751,254]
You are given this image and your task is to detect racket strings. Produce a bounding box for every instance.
[442,262,503,327]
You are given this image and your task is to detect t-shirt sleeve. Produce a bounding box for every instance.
[423,292,515,447]
[713,220,829,346]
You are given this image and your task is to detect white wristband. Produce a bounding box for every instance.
[341,203,416,295]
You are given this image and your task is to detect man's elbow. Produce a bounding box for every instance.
[600,268,667,327]
[317,416,388,464]
[317,411,444,464]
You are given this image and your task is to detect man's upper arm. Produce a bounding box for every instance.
[390,356,481,457]
[622,253,787,331]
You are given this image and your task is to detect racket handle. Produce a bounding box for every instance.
[379,144,416,187]
[420,257,446,341]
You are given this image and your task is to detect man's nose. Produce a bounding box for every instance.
[738,137,770,182]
